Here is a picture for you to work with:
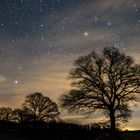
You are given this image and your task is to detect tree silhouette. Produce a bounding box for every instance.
[0,107,14,121]
[13,108,34,123]
[60,47,140,134]
[22,92,60,122]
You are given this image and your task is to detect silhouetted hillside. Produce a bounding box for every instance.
[0,120,140,140]
[0,120,121,140]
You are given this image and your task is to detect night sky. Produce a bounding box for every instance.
[0,0,140,130]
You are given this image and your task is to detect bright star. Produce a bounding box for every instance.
[14,80,19,84]
[106,21,112,27]
[40,24,44,28]
[84,32,88,36]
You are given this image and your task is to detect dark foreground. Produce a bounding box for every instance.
[0,121,139,140]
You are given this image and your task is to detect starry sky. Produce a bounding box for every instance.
[0,0,140,130]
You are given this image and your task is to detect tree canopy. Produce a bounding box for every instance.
[22,92,60,122]
[60,47,140,133]
[0,107,14,121]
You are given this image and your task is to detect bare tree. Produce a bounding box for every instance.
[22,92,60,122]
[0,107,14,121]
[13,108,34,123]
[60,47,140,134]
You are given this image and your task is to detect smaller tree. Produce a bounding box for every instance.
[0,107,14,121]
[22,92,60,122]
[13,108,34,123]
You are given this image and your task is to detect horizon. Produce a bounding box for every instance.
[0,0,140,131]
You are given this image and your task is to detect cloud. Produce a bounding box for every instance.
[0,75,6,83]
[0,93,24,108]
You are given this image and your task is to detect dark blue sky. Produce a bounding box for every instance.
[0,0,90,37]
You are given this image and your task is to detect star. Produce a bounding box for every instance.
[40,23,44,28]
[94,16,98,22]
[41,36,44,40]
[17,64,22,70]
[14,80,19,84]
[84,32,88,36]
[106,21,112,27]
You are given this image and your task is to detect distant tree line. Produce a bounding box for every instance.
[0,92,59,124]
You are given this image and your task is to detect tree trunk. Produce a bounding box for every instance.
[110,110,116,136]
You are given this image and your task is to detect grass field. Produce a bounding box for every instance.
[0,121,140,140]
[0,130,140,140]
[120,131,140,140]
